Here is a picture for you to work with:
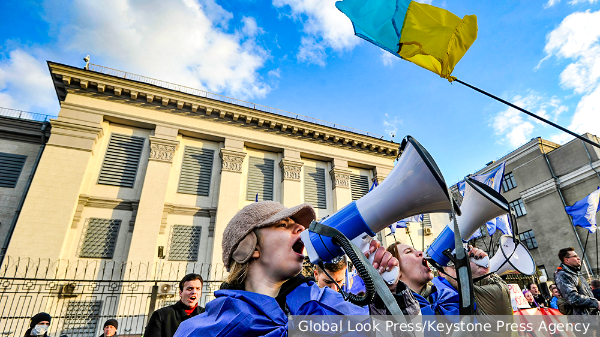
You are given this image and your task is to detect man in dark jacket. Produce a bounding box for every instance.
[591,279,600,301]
[554,247,599,315]
[144,273,205,337]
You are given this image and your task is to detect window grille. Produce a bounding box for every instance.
[0,153,27,188]
[247,157,274,201]
[169,225,202,261]
[177,146,214,196]
[304,166,327,209]
[519,230,538,249]
[502,172,517,192]
[509,199,527,217]
[350,175,369,201]
[62,300,101,335]
[98,133,145,188]
[79,218,121,258]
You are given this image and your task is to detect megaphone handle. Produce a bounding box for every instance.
[356,239,400,285]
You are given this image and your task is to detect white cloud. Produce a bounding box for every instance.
[491,92,568,147]
[568,0,599,4]
[383,113,403,137]
[544,0,561,8]
[541,9,600,141]
[43,0,271,99]
[273,0,358,65]
[0,49,58,114]
[381,51,397,67]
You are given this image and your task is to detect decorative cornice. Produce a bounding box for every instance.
[220,148,246,173]
[329,167,351,189]
[558,161,600,189]
[48,62,398,158]
[160,203,217,234]
[279,159,303,182]
[72,195,139,231]
[149,136,178,163]
[520,179,559,203]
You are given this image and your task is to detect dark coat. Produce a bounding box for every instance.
[144,301,205,337]
[555,263,598,315]
[593,288,600,301]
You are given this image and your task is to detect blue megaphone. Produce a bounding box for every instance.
[302,136,458,284]
[426,177,510,267]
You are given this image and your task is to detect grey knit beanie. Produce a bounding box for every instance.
[222,201,315,270]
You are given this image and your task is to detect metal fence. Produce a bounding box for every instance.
[0,107,54,123]
[86,63,384,139]
[0,257,227,337]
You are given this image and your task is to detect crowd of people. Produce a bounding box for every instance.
[23,201,600,336]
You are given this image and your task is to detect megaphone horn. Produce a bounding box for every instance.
[490,235,536,275]
[302,135,456,283]
[427,177,510,267]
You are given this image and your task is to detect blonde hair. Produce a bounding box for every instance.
[226,260,250,285]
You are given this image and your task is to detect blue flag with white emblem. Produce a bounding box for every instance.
[458,162,507,239]
[565,187,600,234]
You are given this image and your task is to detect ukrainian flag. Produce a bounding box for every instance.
[336,0,477,81]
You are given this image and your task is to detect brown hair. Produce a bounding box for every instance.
[591,279,600,289]
[558,247,575,263]
[386,241,403,260]
[179,273,203,291]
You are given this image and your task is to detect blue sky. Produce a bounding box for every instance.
[1,0,600,183]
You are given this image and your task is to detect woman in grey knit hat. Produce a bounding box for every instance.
[175,201,401,336]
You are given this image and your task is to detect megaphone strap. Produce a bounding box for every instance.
[308,221,414,334]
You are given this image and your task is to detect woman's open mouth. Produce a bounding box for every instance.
[292,238,305,257]
[422,258,431,272]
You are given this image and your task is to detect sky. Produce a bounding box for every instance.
[1,0,600,184]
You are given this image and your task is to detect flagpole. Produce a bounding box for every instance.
[583,232,592,279]
[407,229,415,247]
[454,79,600,150]
[596,231,598,275]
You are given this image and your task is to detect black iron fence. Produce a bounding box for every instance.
[0,257,227,337]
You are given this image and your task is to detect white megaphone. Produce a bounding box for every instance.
[302,136,458,284]
[489,235,536,275]
[426,177,510,267]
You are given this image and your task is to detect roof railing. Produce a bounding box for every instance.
[0,107,54,122]
[87,63,384,139]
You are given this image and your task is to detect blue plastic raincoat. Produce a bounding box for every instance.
[174,276,368,337]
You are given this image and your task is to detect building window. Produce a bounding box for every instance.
[247,157,274,201]
[502,172,517,192]
[304,166,327,209]
[168,225,202,261]
[178,146,214,196]
[0,153,27,188]
[98,133,145,188]
[79,218,121,258]
[519,230,538,250]
[62,300,101,335]
[510,198,527,217]
[350,175,369,201]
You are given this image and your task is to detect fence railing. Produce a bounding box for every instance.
[86,63,384,139]
[0,257,227,337]
[0,107,54,123]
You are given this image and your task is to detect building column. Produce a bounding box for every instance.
[210,139,246,274]
[329,159,352,212]
[127,126,179,264]
[4,112,103,261]
[279,149,303,207]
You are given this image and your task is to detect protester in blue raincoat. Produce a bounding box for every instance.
[175,201,404,337]
[387,242,460,315]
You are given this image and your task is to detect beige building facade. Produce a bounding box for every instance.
[4,62,403,273]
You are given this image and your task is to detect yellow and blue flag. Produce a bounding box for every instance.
[336,0,477,81]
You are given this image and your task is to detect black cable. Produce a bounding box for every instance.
[331,235,375,306]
